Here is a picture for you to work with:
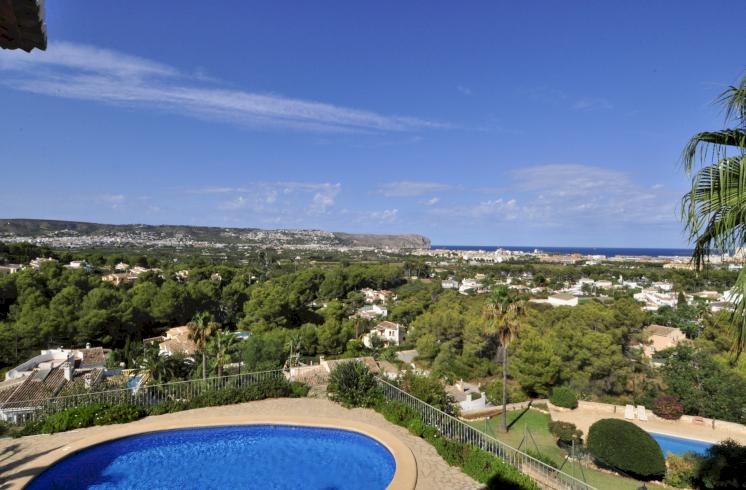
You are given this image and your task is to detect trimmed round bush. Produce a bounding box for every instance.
[549,421,583,446]
[550,387,578,409]
[587,419,665,480]
[652,395,684,420]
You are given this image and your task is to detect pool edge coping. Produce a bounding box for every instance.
[12,415,418,490]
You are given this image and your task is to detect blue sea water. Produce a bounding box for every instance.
[27,425,396,490]
[650,432,713,456]
[432,245,693,257]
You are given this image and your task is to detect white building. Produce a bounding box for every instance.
[441,278,459,289]
[459,278,482,295]
[360,288,394,304]
[362,321,405,348]
[29,257,57,269]
[66,260,92,272]
[0,263,22,274]
[653,281,674,292]
[445,380,487,413]
[633,289,677,311]
[354,304,388,320]
[547,293,579,307]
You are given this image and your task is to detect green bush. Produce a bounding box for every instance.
[399,371,458,415]
[327,361,382,408]
[19,404,147,436]
[664,452,700,488]
[693,439,746,489]
[548,421,583,446]
[525,448,559,469]
[549,387,578,409]
[0,421,8,437]
[587,419,665,480]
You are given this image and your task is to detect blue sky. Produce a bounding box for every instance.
[1,1,744,247]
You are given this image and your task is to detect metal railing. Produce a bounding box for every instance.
[1,369,285,424]
[378,378,597,490]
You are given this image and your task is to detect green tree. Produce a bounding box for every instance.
[682,73,746,359]
[511,332,559,397]
[188,312,218,379]
[482,287,525,431]
[209,329,237,377]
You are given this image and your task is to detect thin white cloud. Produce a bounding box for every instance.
[370,209,399,222]
[214,181,341,216]
[378,181,451,197]
[423,197,440,206]
[572,97,613,112]
[0,42,447,133]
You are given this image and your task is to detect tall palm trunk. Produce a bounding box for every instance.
[502,348,508,432]
[202,351,207,379]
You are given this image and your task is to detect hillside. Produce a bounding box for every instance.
[0,219,431,251]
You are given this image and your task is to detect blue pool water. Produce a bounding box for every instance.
[650,432,713,456]
[28,425,396,489]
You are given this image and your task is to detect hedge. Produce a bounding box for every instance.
[18,376,308,436]
[549,387,578,409]
[587,419,665,480]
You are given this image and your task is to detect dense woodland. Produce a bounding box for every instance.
[1,242,745,424]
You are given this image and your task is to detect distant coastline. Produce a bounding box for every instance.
[431,245,694,258]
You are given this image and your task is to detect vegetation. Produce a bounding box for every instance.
[682,72,746,359]
[18,376,308,436]
[549,387,578,409]
[587,419,665,480]
[692,439,746,489]
[652,395,684,420]
[664,452,700,488]
[327,361,382,408]
[548,421,583,447]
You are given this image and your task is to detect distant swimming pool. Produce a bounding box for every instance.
[28,425,396,489]
[650,432,713,456]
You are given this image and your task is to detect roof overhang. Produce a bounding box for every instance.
[0,0,46,51]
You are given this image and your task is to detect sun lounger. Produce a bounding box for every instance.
[636,405,648,421]
[624,404,636,420]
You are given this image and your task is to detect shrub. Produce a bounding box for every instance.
[693,439,746,489]
[399,371,458,415]
[525,448,559,469]
[19,404,147,436]
[548,421,583,446]
[652,395,684,420]
[462,446,540,490]
[587,419,665,480]
[665,452,700,488]
[327,361,382,408]
[0,421,8,437]
[549,387,578,409]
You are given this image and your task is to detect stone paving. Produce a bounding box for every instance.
[0,398,483,490]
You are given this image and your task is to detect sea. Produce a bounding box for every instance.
[431,245,693,258]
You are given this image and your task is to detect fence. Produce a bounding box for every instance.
[0,369,285,425]
[378,378,597,490]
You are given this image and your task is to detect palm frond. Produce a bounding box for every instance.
[719,74,746,126]
[682,130,746,172]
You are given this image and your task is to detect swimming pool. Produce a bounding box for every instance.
[27,425,396,489]
[650,432,713,456]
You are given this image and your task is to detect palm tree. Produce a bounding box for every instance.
[284,332,303,368]
[682,73,746,360]
[188,311,218,379]
[209,330,237,378]
[483,286,525,432]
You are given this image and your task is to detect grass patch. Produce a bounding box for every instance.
[468,409,667,490]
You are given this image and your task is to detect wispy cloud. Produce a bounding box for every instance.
[423,197,440,206]
[0,42,447,133]
[572,97,613,112]
[213,181,341,216]
[428,164,677,228]
[457,85,472,96]
[377,181,451,197]
[370,209,399,222]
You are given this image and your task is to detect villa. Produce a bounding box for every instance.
[145,326,198,357]
[445,379,487,413]
[29,257,57,269]
[362,321,405,348]
[354,304,388,319]
[633,288,678,310]
[547,293,579,307]
[0,263,22,274]
[102,272,138,286]
[360,288,394,304]
[441,277,459,289]
[0,346,109,423]
[642,324,687,358]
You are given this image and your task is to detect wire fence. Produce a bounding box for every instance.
[378,378,598,490]
[0,369,285,425]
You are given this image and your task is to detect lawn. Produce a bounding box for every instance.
[468,408,666,490]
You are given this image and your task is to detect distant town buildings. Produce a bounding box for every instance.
[354,304,388,320]
[145,326,197,357]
